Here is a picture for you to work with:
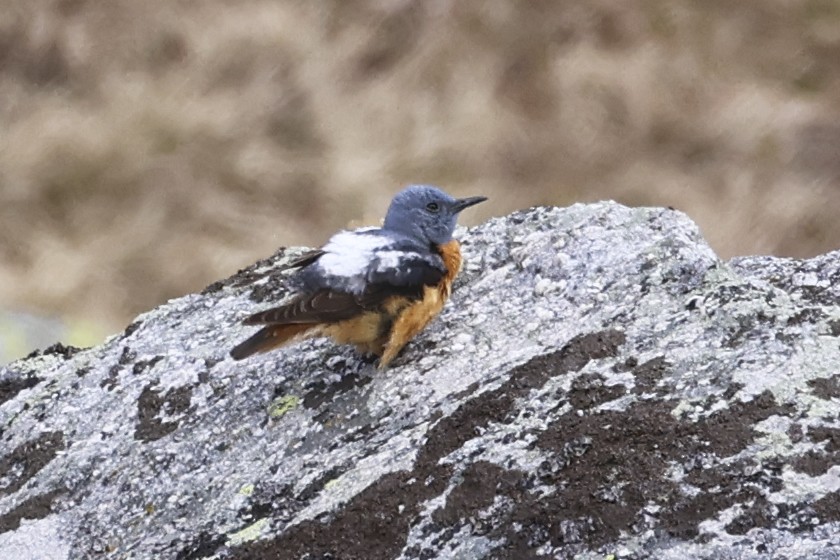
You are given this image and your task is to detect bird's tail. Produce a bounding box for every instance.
[229,324,314,360]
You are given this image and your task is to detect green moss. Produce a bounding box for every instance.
[268,395,301,418]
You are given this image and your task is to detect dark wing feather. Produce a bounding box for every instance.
[366,252,446,289]
[282,249,325,271]
[350,251,446,308]
[242,290,365,325]
[230,323,312,360]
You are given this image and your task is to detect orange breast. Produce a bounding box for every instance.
[375,239,464,367]
[436,239,462,301]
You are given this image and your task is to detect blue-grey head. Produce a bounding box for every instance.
[382,184,487,246]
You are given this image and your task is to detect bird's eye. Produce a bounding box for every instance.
[426,202,440,213]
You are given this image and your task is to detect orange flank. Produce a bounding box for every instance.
[377,239,461,368]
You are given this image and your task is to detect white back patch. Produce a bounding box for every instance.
[373,250,417,272]
[317,230,392,291]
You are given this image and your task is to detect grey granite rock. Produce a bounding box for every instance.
[2,202,840,560]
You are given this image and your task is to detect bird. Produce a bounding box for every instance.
[229,185,487,369]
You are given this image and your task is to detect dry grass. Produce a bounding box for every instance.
[2,0,840,336]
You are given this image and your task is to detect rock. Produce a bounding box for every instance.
[2,202,840,560]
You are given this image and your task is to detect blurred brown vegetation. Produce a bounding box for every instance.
[2,0,840,338]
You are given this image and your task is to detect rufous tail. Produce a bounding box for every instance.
[230,324,313,360]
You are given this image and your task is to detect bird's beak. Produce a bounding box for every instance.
[452,196,488,213]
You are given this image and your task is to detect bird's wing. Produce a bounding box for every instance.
[242,231,446,326]
[365,249,446,290]
[242,290,364,325]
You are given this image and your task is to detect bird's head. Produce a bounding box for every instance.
[382,185,487,246]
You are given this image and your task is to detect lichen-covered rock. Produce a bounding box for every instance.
[2,202,840,560]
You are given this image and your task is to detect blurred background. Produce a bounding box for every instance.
[2,0,840,362]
